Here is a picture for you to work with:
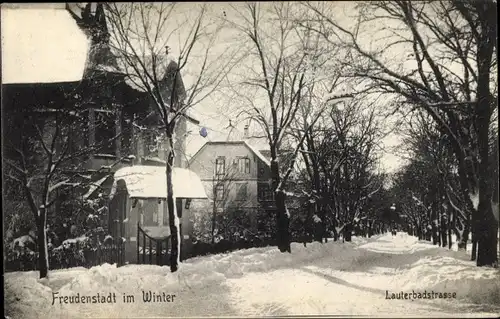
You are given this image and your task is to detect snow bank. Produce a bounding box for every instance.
[181,238,366,281]
[358,233,500,307]
[397,247,500,306]
[11,235,36,249]
[5,233,498,318]
[61,236,88,246]
[4,237,372,318]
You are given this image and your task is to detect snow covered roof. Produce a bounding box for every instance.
[243,141,271,167]
[189,141,271,168]
[1,8,89,84]
[113,165,207,199]
[83,175,110,200]
[141,226,170,239]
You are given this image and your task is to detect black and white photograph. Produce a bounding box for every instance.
[2,2,499,318]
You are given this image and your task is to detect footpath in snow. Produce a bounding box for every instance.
[5,232,500,318]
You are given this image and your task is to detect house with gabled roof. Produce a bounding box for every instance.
[188,139,278,238]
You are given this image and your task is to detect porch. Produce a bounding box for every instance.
[109,165,208,265]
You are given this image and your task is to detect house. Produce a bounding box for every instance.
[2,4,207,264]
[185,117,303,243]
[188,140,278,237]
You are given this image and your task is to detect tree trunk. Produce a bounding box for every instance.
[270,156,291,253]
[476,193,498,266]
[416,223,422,240]
[211,178,217,245]
[458,210,470,250]
[344,223,352,242]
[448,210,452,250]
[474,101,497,265]
[440,213,447,248]
[431,207,439,245]
[474,0,498,267]
[332,217,339,241]
[37,207,49,279]
[471,235,477,261]
[321,209,328,243]
[313,205,322,243]
[275,190,291,252]
[166,131,179,272]
[471,217,478,261]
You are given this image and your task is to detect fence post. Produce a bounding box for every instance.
[157,241,161,266]
[137,222,140,265]
[166,238,169,265]
[121,239,125,267]
[149,239,152,264]
[142,233,146,264]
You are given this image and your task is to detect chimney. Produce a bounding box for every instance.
[243,124,249,139]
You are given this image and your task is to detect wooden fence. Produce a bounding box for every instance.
[4,238,125,273]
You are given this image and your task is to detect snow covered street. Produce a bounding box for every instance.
[5,233,500,318]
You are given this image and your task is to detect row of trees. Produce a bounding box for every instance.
[391,108,498,260]
[299,0,498,266]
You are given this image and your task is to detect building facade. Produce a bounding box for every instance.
[188,141,277,235]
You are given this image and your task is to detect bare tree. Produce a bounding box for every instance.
[306,0,498,266]
[104,3,241,271]
[294,98,383,242]
[3,83,130,278]
[225,2,351,252]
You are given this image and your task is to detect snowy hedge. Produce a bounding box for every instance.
[5,235,125,272]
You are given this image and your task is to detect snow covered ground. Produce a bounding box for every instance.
[5,232,500,318]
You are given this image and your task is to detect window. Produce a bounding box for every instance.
[94,109,116,155]
[215,184,225,201]
[143,130,164,158]
[236,183,248,201]
[121,113,132,156]
[215,156,225,177]
[152,210,158,225]
[142,200,161,226]
[258,183,274,202]
[157,200,163,225]
[238,157,250,174]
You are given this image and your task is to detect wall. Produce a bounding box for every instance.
[189,142,261,180]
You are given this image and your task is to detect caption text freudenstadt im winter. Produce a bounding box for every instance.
[51,291,176,305]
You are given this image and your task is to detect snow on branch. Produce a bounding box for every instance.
[48,179,81,194]
[321,93,354,105]
[426,100,477,107]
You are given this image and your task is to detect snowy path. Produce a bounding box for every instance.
[5,233,500,318]
[224,234,498,317]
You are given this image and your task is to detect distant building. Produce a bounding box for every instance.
[187,140,277,239]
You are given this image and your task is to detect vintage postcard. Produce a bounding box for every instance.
[2,2,499,318]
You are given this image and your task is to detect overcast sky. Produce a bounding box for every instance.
[1,3,404,173]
